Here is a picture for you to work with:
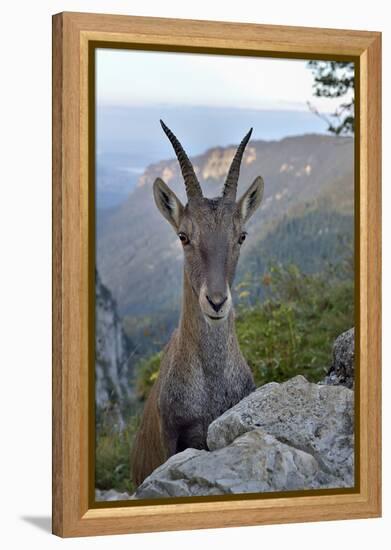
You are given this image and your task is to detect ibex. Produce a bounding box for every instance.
[132,121,264,486]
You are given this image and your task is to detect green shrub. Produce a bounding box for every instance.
[135,351,162,401]
[95,413,140,494]
[235,262,354,386]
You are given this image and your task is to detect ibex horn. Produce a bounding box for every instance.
[223,128,253,202]
[160,120,203,200]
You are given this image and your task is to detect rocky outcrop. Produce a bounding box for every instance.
[134,375,354,499]
[96,270,134,427]
[134,429,345,499]
[324,328,355,389]
[208,376,354,481]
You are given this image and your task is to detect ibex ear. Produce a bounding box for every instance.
[237,176,264,222]
[153,177,184,230]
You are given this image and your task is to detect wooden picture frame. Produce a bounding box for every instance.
[52,11,381,537]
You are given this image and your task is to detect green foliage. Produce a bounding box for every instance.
[307,61,354,135]
[235,261,354,387]
[94,352,163,493]
[135,351,162,401]
[95,411,141,494]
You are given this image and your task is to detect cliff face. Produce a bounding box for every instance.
[95,270,134,425]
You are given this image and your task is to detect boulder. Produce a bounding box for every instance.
[324,328,355,389]
[135,429,345,499]
[207,375,354,483]
[134,375,354,498]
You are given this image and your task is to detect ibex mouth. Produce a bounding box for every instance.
[208,315,225,319]
[206,314,226,321]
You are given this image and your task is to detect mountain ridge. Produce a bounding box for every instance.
[97,133,354,317]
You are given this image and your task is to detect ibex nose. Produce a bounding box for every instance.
[206,294,227,313]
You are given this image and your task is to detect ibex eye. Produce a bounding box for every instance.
[238,232,247,244]
[178,232,189,245]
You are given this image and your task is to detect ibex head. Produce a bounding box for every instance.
[154,120,264,325]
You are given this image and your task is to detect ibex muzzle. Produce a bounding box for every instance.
[131,121,264,487]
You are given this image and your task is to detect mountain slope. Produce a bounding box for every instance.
[97,134,354,316]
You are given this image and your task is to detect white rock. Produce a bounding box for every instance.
[207,375,354,483]
[135,429,345,499]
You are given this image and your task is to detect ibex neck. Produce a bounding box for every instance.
[178,271,238,364]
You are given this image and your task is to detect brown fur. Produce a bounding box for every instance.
[131,336,177,486]
[131,125,264,487]
[131,383,165,487]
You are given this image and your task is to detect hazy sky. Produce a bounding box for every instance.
[96,49,349,113]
